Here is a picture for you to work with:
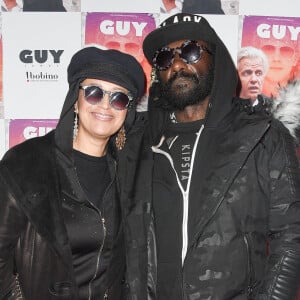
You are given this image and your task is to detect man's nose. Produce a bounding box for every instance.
[171,53,187,73]
[250,73,258,81]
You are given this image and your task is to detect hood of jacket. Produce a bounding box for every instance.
[54,80,80,157]
[146,16,238,144]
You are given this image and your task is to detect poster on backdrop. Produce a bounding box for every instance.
[9,119,58,149]
[2,12,82,119]
[85,12,158,111]
[81,0,160,13]
[239,0,300,17]
[240,15,300,97]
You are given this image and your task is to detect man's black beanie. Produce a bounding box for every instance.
[68,46,146,99]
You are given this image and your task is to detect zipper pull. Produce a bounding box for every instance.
[102,217,106,229]
[104,291,108,300]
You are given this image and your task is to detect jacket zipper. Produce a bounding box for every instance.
[87,216,107,300]
[73,165,110,300]
[86,172,116,300]
[243,234,253,296]
[104,291,108,299]
[152,124,204,265]
[14,273,24,299]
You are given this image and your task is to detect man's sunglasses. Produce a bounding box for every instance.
[79,85,133,110]
[153,40,212,71]
[261,44,295,60]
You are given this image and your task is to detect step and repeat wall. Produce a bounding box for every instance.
[0,0,299,158]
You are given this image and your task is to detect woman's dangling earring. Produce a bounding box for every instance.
[73,110,78,140]
[115,126,126,150]
[150,67,158,86]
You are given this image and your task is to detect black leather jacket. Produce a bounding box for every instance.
[0,132,125,299]
[125,102,300,300]
[122,14,300,299]
[0,106,148,300]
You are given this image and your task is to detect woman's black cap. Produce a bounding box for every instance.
[67,46,146,99]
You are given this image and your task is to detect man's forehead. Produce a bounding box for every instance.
[167,39,209,47]
[239,57,264,69]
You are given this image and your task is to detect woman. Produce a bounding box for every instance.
[0,46,145,299]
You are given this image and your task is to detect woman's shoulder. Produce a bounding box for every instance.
[0,131,55,175]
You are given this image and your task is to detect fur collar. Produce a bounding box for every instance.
[271,80,300,143]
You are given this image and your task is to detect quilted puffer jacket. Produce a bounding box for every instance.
[120,16,300,300]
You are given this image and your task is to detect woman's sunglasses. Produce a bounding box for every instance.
[153,40,212,71]
[79,85,133,110]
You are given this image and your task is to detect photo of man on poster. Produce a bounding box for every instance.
[237,46,269,104]
[241,15,300,98]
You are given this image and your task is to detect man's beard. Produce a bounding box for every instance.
[158,65,214,111]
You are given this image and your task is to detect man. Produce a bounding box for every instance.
[124,13,300,300]
[237,46,269,105]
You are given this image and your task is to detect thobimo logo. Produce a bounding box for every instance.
[19,49,64,82]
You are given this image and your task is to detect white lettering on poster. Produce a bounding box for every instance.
[23,126,54,139]
[256,23,300,41]
[99,20,147,37]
